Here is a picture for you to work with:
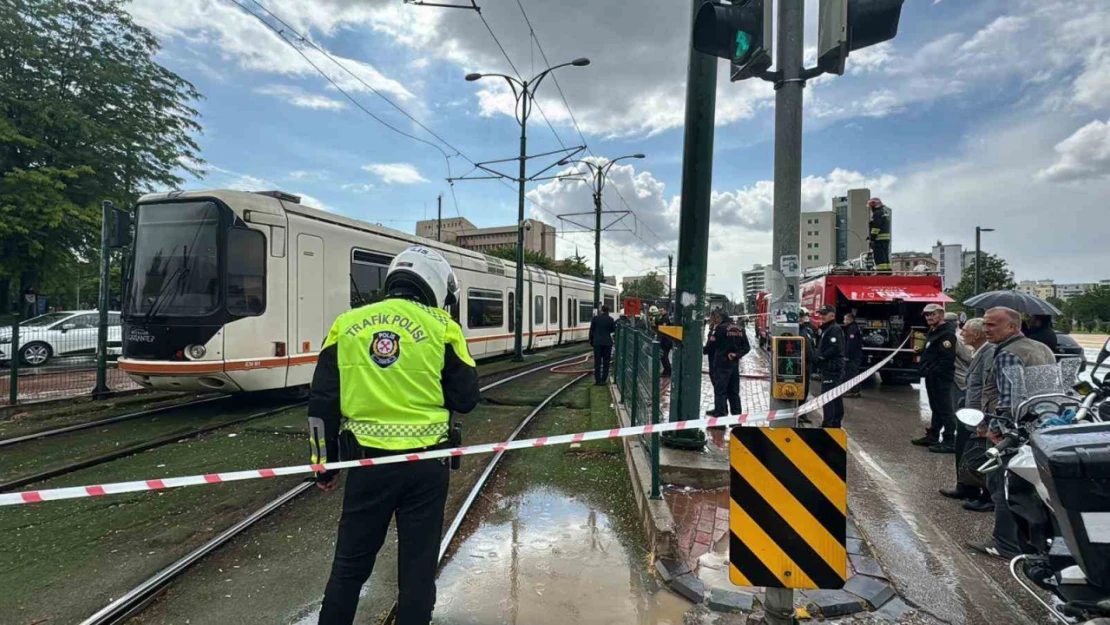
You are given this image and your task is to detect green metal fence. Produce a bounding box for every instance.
[2,310,137,406]
[613,323,662,499]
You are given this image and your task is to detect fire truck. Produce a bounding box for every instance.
[756,270,952,383]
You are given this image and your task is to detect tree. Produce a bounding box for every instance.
[621,272,666,300]
[485,246,555,271]
[1064,286,1110,333]
[553,252,592,279]
[945,254,1016,313]
[1047,296,1072,332]
[1,0,204,313]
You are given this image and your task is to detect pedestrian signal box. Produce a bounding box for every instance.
[772,336,807,400]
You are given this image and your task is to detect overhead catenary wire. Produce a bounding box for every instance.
[231,0,466,217]
[511,0,675,259]
[478,1,675,263]
[228,0,655,275]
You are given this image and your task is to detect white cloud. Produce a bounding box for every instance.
[1074,46,1110,110]
[1038,119,1110,183]
[128,0,414,101]
[362,163,428,184]
[341,183,376,193]
[287,169,329,181]
[256,85,347,110]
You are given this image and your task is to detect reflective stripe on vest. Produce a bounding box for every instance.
[341,420,450,440]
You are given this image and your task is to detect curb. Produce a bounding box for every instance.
[608,381,678,560]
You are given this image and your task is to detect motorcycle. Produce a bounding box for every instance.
[957,337,1110,624]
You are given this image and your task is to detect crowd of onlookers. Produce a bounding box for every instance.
[591,296,1068,562]
[905,305,1058,559]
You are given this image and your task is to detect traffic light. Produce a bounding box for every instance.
[818,0,905,75]
[693,0,773,82]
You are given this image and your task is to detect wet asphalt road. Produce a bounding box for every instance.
[843,378,1056,625]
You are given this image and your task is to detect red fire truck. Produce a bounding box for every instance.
[757,270,952,383]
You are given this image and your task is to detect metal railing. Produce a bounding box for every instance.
[2,312,139,406]
[613,323,662,499]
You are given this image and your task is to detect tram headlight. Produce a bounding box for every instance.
[185,344,207,360]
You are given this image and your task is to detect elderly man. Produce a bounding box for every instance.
[939,318,995,510]
[965,307,1056,560]
[912,304,959,452]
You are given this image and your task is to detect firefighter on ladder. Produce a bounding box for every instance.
[868,198,892,273]
[308,246,481,625]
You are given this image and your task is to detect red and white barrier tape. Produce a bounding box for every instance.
[0,336,909,508]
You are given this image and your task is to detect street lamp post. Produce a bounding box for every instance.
[557,154,646,313]
[466,58,590,361]
[974,226,995,298]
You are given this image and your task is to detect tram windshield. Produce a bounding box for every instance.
[127,201,221,317]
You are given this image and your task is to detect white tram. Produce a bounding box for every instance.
[119,189,618,393]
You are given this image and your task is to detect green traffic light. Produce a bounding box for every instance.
[734,30,752,62]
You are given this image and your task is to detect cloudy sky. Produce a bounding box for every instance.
[128,0,1110,296]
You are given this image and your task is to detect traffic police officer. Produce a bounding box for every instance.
[867,198,892,273]
[309,246,480,625]
[704,312,750,416]
[815,305,846,428]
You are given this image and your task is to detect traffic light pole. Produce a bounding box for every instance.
[93,201,113,399]
[765,0,806,621]
[663,0,717,450]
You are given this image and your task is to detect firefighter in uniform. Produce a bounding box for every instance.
[309,246,480,625]
[867,198,892,273]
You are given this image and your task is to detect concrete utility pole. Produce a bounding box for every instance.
[436,194,443,242]
[763,0,806,621]
[663,0,717,450]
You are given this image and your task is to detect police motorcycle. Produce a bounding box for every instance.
[957,338,1110,624]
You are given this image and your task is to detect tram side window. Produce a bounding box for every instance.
[350,249,392,308]
[508,293,515,332]
[226,228,266,316]
[568,300,575,327]
[467,288,503,328]
[604,295,616,314]
[550,296,558,325]
[579,301,593,326]
[534,295,544,324]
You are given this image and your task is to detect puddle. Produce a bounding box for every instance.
[435,488,689,625]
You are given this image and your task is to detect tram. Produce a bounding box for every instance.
[118,189,617,393]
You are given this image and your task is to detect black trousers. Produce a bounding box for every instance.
[319,457,449,625]
[872,240,891,271]
[593,345,612,384]
[821,379,845,428]
[924,374,956,443]
[711,362,741,416]
[844,357,861,394]
[660,347,672,377]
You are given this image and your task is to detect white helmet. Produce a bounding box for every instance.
[649,305,659,315]
[384,246,459,309]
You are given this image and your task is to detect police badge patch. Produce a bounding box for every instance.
[370,331,401,368]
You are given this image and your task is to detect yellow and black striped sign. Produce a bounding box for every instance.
[729,427,847,590]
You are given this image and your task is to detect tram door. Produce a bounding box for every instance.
[296,234,325,353]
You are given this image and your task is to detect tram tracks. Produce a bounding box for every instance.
[77,351,590,625]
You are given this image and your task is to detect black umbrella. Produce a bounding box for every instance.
[962,290,1063,316]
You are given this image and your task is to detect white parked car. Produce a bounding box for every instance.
[0,311,122,367]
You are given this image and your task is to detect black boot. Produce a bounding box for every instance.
[911,430,938,447]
